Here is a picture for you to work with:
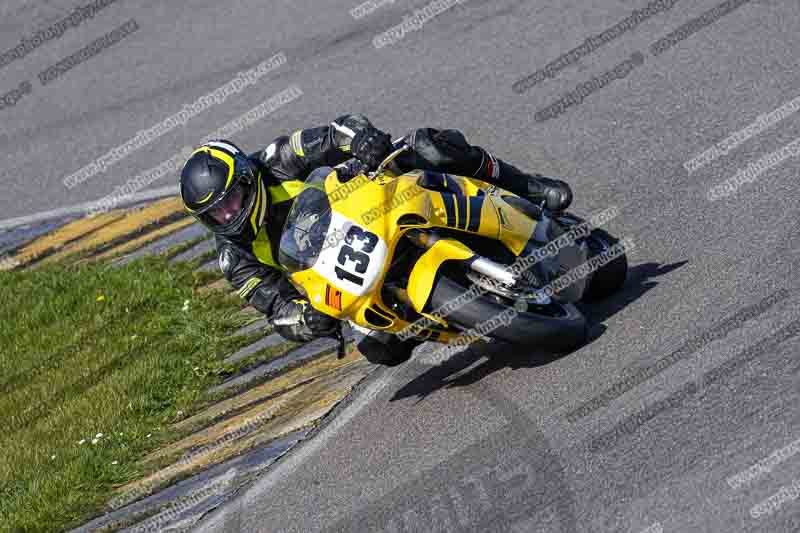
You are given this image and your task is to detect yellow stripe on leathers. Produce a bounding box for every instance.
[250,180,304,268]
[251,228,278,268]
[290,130,304,157]
[268,180,304,203]
[249,178,265,236]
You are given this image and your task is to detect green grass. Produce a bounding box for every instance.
[161,232,212,262]
[0,256,255,532]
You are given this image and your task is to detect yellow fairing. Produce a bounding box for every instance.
[286,168,539,344]
[285,171,409,329]
[491,193,538,256]
[453,176,536,256]
[406,239,474,313]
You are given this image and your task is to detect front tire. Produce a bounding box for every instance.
[357,335,420,366]
[428,268,587,352]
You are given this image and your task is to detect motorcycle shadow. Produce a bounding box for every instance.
[392,260,687,403]
[577,260,688,325]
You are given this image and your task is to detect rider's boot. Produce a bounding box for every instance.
[521,172,573,212]
[482,156,573,212]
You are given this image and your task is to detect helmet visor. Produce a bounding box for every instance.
[208,183,245,225]
[196,178,256,235]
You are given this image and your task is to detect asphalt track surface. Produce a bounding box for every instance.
[4,1,800,532]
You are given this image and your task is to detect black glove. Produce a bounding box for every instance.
[333,158,366,183]
[271,298,339,342]
[351,127,393,170]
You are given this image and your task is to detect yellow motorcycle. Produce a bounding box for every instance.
[279,147,627,364]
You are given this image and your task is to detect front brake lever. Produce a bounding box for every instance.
[370,145,411,180]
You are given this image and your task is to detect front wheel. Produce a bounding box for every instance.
[357,335,421,366]
[428,266,588,352]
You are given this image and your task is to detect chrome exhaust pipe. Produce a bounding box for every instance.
[406,229,517,287]
[470,257,516,286]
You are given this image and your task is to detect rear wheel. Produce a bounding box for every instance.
[428,265,587,352]
[555,214,628,302]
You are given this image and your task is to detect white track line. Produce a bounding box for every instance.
[192,367,398,532]
[0,186,180,231]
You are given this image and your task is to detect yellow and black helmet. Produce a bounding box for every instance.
[180,140,266,238]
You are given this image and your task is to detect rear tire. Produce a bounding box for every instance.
[428,268,587,352]
[555,214,628,302]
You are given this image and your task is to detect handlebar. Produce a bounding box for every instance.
[370,145,411,178]
[334,144,411,183]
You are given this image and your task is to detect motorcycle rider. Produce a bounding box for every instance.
[179,115,572,364]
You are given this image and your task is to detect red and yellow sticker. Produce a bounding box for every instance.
[325,284,342,311]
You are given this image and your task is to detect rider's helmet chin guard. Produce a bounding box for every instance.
[180,140,267,239]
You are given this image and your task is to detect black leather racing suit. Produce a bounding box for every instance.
[216,114,556,342]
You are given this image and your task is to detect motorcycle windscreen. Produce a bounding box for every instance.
[279,167,334,273]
